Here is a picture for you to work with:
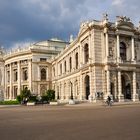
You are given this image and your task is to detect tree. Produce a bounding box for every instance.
[46,89,55,101]
[16,88,31,103]
[20,87,31,99]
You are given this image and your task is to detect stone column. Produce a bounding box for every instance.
[10,64,12,100]
[54,83,57,100]
[131,37,135,61]
[66,58,69,73]
[17,61,21,95]
[28,59,32,91]
[132,71,139,101]
[106,70,111,96]
[114,77,117,100]
[37,66,40,81]
[117,34,120,62]
[4,67,7,99]
[118,71,124,102]
[88,34,92,63]
[61,83,64,100]
[79,74,83,100]
[105,31,109,59]
[78,46,80,69]
[80,44,83,67]
[88,67,93,102]
[65,81,69,100]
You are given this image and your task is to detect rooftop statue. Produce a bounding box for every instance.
[116,16,131,22]
[103,13,108,21]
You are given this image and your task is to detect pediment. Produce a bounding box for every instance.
[116,16,134,30]
[117,22,134,30]
[78,22,89,36]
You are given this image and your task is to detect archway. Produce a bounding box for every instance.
[111,82,115,100]
[84,44,89,64]
[121,75,131,100]
[70,82,73,99]
[85,75,90,100]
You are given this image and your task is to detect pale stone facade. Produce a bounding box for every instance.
[0,48,4,101]
[2,39,68,100]
[0,15,140,102]
[52,16,140,102]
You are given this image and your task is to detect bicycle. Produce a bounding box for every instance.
[102,100,114,107]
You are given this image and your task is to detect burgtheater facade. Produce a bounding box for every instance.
[52,15,140,102]
[3,39,68,100]
[0,15,140,102]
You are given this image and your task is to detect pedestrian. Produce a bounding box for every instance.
[107,96,112,106]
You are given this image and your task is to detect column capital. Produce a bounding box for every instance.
[104,27,108,33]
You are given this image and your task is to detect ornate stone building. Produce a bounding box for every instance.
[0,48,4,101]
[0,15,140,102]
[52,15,140,102]
[3,39,68,100]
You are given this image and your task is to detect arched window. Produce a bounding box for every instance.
[69,57,72,72]
[14,69,18,81]
[84,44,89,63]
[60,64,62,74]
[120,42,126,61]
[64,61,66,72]
[7,71,10,82]
[75,53,78,69]
[23,69,28,81]
[41,68,46,80]
[53,67,55,77]
[70,82,73,99]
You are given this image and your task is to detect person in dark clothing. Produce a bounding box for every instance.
[107,96,112,106]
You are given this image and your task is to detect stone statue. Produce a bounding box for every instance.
[116,16,131,22]
[103,13,108,21]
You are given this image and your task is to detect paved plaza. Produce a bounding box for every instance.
[0,104,140,140]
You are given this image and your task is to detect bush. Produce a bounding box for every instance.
[16,95,22,103]
[28,95,37,102]
[0,100,20,105]
[16,88,31,103]
[41,95,49,102]
[45,89,55,101]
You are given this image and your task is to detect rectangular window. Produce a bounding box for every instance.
[40,58,47,62]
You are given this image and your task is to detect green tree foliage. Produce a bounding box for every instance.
[16,88,31,103]
[20,88,31,99]
[41,89,55,102]
[46,89,55,101]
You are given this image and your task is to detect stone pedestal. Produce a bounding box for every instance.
[88,95,93,102]
[69,99,75,105]
[118,94,124,102]
[132,94,139,102]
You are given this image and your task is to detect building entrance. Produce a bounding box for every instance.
[85,75,90,100]
[122,75,131,100]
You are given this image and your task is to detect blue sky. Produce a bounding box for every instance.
[0,0,140,48]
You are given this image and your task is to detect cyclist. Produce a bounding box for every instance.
[107,96,112,106]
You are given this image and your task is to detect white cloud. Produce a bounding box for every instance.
[112,0,124,6]
[10,41,35,50]
[1,0,140,48]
